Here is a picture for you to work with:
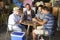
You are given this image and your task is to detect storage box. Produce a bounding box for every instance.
[11,32,25,40]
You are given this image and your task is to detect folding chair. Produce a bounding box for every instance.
[5,24,13,40]
[37,26,54,40]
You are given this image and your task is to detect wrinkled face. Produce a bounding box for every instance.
[38,7,42,12]
[26,5,30,11]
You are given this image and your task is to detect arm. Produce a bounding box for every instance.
[32,18,47,25]
[35,13,43,22]
[36,15,49,25]
[36,20,47,25]
[17,14,24,24]
[36,17,43,22]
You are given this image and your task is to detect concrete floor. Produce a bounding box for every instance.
[0,30,60,40]
[0,26,60,40]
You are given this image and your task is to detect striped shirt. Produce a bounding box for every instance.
[43,12,54,29]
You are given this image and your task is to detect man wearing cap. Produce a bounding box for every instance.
[8,7,25,32]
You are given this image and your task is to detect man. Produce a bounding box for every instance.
[8,7,25,32]
[23,3,35,21]
[23,4,35,32]
[36,5,44,20]
[32,6,54,40]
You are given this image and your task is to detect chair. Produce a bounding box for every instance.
[37,30,53,40]
[36,26,54,40]
[52,7,59,31]
[52,7,59,18]
[5,15,13,40]
[5,24,13,40]
[57,8,60,31]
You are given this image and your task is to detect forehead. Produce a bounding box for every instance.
[38,6,41,8]
[26,5,30,7]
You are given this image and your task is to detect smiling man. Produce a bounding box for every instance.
[32,6,54,40]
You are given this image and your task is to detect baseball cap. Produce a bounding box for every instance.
[13,7,20,11]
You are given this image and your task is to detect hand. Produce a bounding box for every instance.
[32,18,37,22]
[19,19,22,23]
[20,14,23,23]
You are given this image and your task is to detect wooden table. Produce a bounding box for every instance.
[21,21,35,32]
[21,20,37,40]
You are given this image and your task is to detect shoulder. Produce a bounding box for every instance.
[48,13,54,18]
[45,13,53,17]
[44,13,54,20]
[9,14,13,17]
[9,14,15,18]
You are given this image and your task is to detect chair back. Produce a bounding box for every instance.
[57,8,60,31]
[52,7,59,18]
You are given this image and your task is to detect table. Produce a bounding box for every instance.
[21,21,36,33]
[21,20,37,40]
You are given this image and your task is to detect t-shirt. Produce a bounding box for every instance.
[36,11,44,19]
[43,12,54,29]
[27,10,32,21]
[27,10,31,15]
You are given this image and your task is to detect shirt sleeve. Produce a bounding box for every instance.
[43,16,49,22]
